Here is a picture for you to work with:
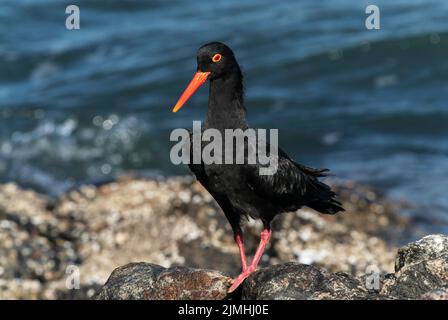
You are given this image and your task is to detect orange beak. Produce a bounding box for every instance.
[172,71,210,113]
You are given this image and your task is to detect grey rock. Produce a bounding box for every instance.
[95,263,165,300]
[395,234,448,272]
[419,287,448,300]
[381,258,448,299]
[241,262,371,300]
[95,262,231,300]
[378,234,448,299]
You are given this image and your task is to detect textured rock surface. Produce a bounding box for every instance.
[95,263,165,300]
[95,262,231,300]
[241,262,369,300]
[395,234,448,272]
[380,234,448,299]
[381,259,448,299]
[419,287,448,300]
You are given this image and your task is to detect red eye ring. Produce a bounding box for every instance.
[212,53,222,63]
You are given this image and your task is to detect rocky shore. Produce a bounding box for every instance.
[0,176,444,299]
[96,234,448,300]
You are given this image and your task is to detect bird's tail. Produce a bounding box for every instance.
[307,197,344,215]
[296,164,331,178]
[298,165,344,215]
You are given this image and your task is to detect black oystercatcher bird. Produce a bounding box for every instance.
[172,42,343,292]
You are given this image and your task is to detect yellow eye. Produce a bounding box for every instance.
[212,53,222,63]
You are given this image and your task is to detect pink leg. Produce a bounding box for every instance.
[234,233,248,271]
[248,228,272,270]
[228,228,272,293]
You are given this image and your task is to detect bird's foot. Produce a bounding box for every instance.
[228,266,255,293]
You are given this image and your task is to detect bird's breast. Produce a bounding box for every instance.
[204,163,245,193]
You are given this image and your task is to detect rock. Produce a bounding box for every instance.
[0,183,88,299]
[395,234,448,272]
[419,287,448,300]
[241,262,370,300]
[381,258,448,299]
[95,262,231,300]
[94,263,165,300]
[96,261,394,300]
[380,235,448,299]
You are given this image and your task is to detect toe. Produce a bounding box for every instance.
[227,272,252,293]
[228,279,243,293]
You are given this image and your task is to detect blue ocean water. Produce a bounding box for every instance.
[0,1,447,232]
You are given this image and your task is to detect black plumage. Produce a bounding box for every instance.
[173,42,343,292]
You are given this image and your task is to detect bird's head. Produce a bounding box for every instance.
[196,42,238,80]
[172,42,240,113]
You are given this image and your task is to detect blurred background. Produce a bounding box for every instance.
[1,0,447,234]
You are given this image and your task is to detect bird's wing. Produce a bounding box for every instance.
[244,147,343,214]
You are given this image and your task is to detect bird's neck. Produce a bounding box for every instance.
[205,68,247,130]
